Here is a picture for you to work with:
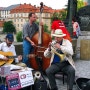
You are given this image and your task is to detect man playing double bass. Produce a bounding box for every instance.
[22,12,43,67]
[23,12,38,67]
[44,29,75,90]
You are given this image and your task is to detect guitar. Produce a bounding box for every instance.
[0,51,35,66]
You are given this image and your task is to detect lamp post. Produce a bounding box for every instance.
[65,0,77,37]
[67,0,73,37]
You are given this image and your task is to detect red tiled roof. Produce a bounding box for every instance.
[10,3,54,14]
[10,3,37,13]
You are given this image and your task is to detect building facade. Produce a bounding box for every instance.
[9,3,53,31]
[0,3,55,32]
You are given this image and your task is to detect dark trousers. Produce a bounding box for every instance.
[46,61,75,90]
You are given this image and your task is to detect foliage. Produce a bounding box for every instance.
[44,24,51,34]
[36,21,51,34]
[3,21,16,33]
[16,31,23,42]
[77,0,86,11]
[51,10,67,22]
[59,10,67,20]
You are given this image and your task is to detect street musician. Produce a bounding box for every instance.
[44,29,75,90]
[0,34,22,66]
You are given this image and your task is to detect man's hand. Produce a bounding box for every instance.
[31,41,36,46]
[18,55,22,61]
[40,22,43,26]
[54,43,61,49]
[48,42,52,51]
[3,56,9,61]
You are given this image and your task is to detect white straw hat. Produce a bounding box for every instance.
[51,29,66,37]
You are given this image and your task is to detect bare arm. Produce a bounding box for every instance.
[25,36,35,46]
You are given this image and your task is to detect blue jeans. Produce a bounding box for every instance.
[23,40,34,67]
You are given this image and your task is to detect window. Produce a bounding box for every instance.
[45,13,48,17]
[14,14,16,17]
[21,19,23,22]
[18,24,19,27]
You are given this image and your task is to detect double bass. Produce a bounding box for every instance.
[29,2,52,71]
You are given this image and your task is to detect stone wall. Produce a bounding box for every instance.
[14,42,23,55]
[14,40,77,56]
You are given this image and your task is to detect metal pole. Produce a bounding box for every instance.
[64,0,77,37]
[67,0,73,37]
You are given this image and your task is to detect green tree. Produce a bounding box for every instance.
[59,10,67,21]
[16,31,23,42]
[3,21,16,33]
[77,0,86,11]
[44,24,51,34]
[36,21,50,34]
[51,10,67,23]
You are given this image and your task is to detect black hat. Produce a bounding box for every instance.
[6,34,14,42]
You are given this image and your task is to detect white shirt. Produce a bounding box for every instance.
[0,42,19,63]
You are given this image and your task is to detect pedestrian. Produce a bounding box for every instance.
[44,29,75,90]
[72,17,81,39]
[51,16,72,42]
[0,33,22,66]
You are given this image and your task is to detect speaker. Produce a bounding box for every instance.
[34,79,47,90]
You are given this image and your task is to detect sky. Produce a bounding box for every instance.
[0,0,68,9]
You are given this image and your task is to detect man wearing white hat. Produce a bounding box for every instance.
[44,29,75,90]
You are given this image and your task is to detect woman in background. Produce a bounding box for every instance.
[72,17,81,39]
